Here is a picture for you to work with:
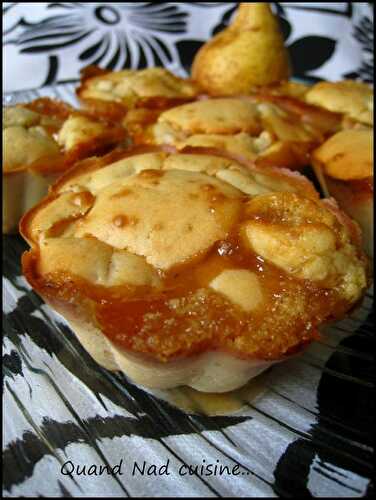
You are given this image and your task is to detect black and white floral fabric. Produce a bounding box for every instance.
[3,2,374,92]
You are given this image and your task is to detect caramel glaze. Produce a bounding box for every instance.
[325,176,374,206]
[346,177,373,196]
[24,97,70,127]
[23,200,351,365]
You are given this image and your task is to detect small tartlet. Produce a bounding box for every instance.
[123,95,342,169]
[76,65,202,120]
[312,128,374,257]
[305,80,373,126]
[20,146,369,392]
[3,98,127,233]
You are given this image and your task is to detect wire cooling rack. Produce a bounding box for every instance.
[3,84,374,497]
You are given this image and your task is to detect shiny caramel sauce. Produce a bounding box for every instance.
[136,96,198,110]
[95,245,335,362]
[325,175,374,205]
[347,177,373,195]
[24,98,69,135]
[94,207,347,362]
[79,98,129,121]
[24,197,352,364]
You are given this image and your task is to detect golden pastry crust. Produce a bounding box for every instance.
[2,98,127,233]
[156,98,262,136]
[76,65,201,118]
[126,96,340,169]
[3,98,126,174]
[324,178,373,258]
[305,80,373,125]
[20,146,368,392]
[3,103,63,174]
[311,128,373,257]
[241,192,367,301]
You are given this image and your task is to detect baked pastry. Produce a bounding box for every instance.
[125,96,340,168]
[305,80,373,126]
[20,146,368,392]
[76,66,201,120]
[3,98,126,233]
[312,128,374,257]
[191,3,290,95]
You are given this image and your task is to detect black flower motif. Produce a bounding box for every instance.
[4,2,189,84]
[288,36,336,81]
[274,313,375,495]
[344,15,374,82]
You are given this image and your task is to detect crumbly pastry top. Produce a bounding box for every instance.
[77,67,201,109]
[21,147,368,363]
[3,98,126,174]
[157,98,263,136]
[3,105,62,172]
[305,80,373,126]
[124,96,341,168]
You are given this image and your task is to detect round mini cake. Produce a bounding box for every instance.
[20,146,369,392]
[124,96,341,169]
[2,98,126,233]
[76,66,202,119]
[312,128,374,258]
[305,80,373,127]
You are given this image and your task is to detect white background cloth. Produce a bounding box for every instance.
[3,2,374,92]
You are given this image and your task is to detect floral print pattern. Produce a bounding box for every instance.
[3,2,373,91]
